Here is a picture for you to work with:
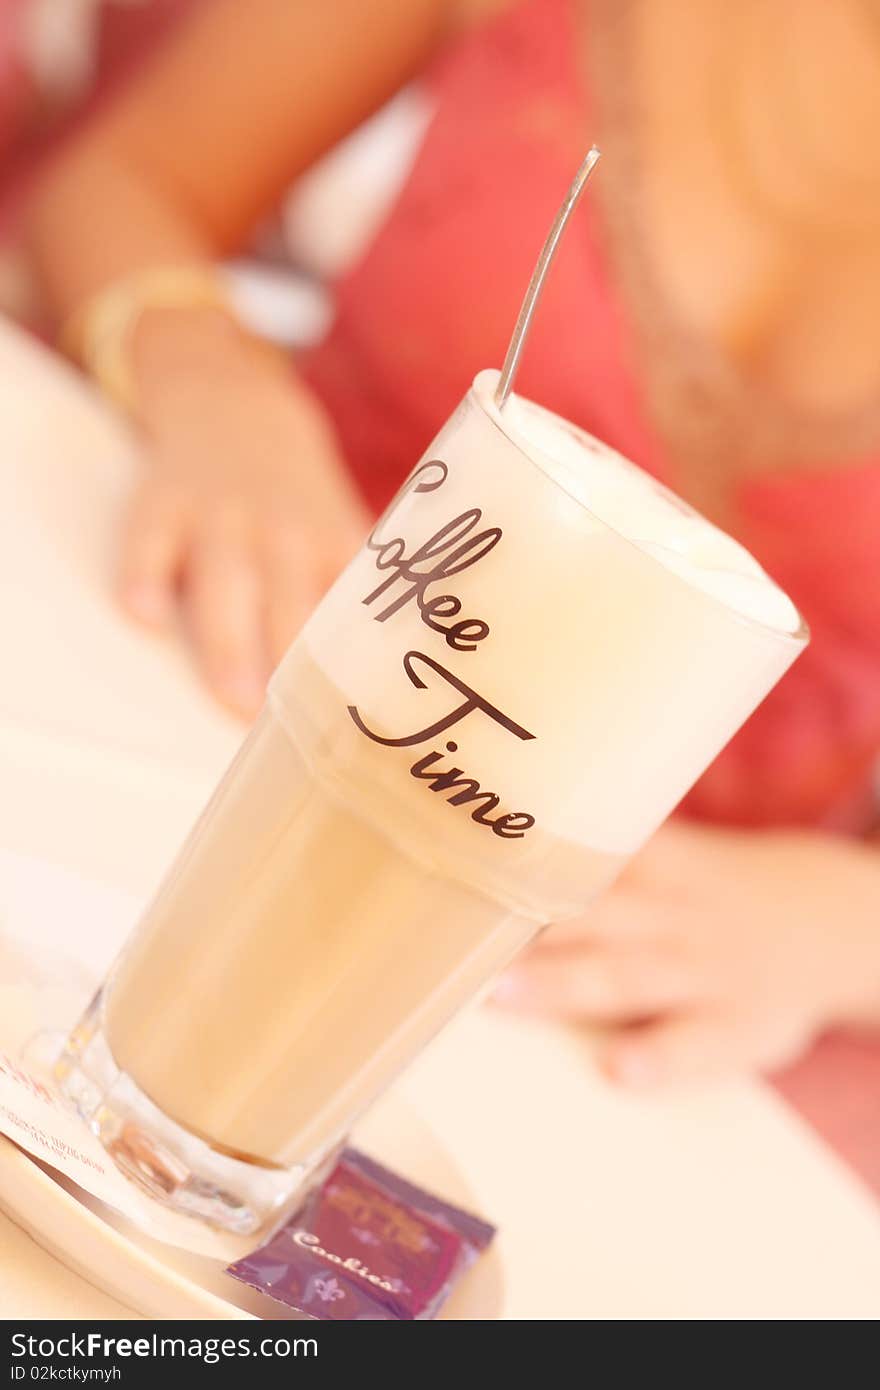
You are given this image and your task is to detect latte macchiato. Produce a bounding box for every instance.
[59,371,806,1233]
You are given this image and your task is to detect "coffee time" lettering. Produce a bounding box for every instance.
[350,460,537,840]
[348,652,536,840]
[363,461,498,653]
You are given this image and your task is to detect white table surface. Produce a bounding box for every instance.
[2,318,880,1319]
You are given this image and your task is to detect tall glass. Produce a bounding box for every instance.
[57,371,807,1234]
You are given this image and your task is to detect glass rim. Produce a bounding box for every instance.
[470,369,810,650]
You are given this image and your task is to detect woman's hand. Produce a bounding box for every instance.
[494,821,880,1086]
[119,314,369,717]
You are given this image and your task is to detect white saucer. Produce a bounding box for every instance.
[0,1096,504,1320]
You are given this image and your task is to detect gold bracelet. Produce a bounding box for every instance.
[59,265,234,417]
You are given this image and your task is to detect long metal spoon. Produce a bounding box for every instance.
[494,146,601,410]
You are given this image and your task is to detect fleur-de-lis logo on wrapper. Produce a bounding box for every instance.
[312,1276,345,1304]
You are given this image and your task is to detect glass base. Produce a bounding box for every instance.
[54,993,321,1237]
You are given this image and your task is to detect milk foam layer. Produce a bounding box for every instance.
[294,375,806,860]
[477,372,802,636]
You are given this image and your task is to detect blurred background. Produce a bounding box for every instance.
[0,0,878,1216]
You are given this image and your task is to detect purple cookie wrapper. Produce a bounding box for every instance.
[226,1147,495,1320]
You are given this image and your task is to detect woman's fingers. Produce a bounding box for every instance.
[184,515,266,717]
[118,479,364,713]
[600,1010,809,1089]
[262,522,321,668]
[538,830,713,952]
[118,480,188,628]
[262,510,370,668]
[537,889,665,950]
[494,945,693,1021]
